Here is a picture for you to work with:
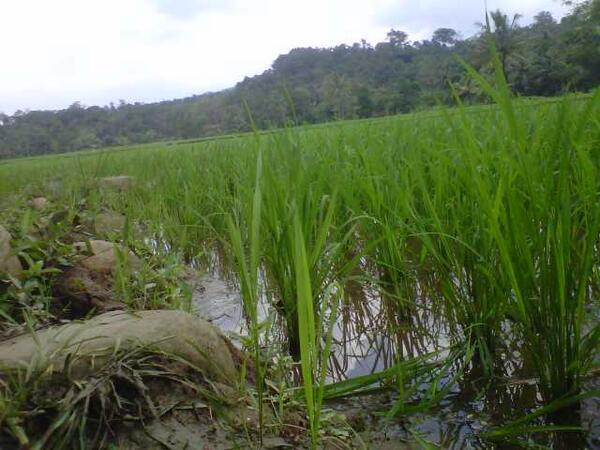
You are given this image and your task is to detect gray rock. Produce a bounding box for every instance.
[0,309,240,385]
[0,225,22,278]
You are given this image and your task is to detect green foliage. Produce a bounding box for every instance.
[224,149,266,442]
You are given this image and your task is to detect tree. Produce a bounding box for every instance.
[432,28,459,46]
[560,0,600,89]
[319,73,357,120]
[386,29,409,47]
[533,11,556,27]
[488,9,523,77]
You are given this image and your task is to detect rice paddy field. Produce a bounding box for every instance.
[0,81,599,449]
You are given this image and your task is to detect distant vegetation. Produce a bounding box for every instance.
[0,1,598,158]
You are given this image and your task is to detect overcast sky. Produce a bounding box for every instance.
[0,0,569,114]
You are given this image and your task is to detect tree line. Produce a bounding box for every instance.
[0,2,598,158]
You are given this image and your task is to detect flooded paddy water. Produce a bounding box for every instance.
[192,267,600,449]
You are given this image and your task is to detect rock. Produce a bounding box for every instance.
[0,309,239,385]
[27,197,49,210]
[0,225,22,278]
[94,211,126,235]
[54,265,123,314]
[73,240,141,274]
[54,240,141,314]
[99,175,133,190]
[49,209,71,225]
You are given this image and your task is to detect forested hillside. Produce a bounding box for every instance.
[1,2,598,158]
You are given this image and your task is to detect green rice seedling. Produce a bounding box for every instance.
[1,81,598,448]
[292,210,341,449]
[259,138,351,361]
[350,145,417,315]
[224,149,266,442]
[458,46,600,401]
[321,349,447,400]
[407,120,507,372]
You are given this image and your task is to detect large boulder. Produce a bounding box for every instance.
[54,240,141,314]
[0,310,239,385]
[0,225,22,278]
[99,175,133,190]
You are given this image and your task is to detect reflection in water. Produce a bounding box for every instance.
[192,271,443,381]
[193,275,248,335]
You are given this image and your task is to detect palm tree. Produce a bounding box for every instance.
[488,9,523,76]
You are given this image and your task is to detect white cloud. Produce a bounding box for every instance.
[0,0,571,114]
[149,0,236,18]
[375,0,570,40]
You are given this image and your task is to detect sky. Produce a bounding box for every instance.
[0,0,570,114]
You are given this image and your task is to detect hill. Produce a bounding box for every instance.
[0,2,598,159]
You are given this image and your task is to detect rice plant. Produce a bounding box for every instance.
[0,70,598,447]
